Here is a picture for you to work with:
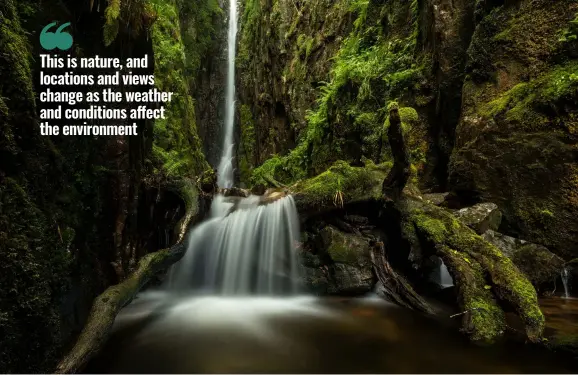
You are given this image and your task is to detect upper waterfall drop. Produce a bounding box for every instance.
[217,0,238,188]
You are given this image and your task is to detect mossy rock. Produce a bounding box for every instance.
[402,197,545,343]
[481,230,565,293]
[320,225,371,266]
[291,160,391,214]
[298,225,376,296]
[545,334,578,360]
[450,0,578,260]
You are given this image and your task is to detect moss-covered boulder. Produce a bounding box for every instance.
[301,225,375,295]
[290,160,390,215]
[453,203,502,234]
[401,197,545,343]
[482,230,565,294]
[449,0,578,259]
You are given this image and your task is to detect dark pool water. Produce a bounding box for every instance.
[87,292,577,374]
[540,296,578,337]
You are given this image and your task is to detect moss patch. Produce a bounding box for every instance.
[149,0,211,181]
[290,160,391,211]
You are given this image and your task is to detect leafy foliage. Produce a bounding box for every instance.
[149,0,211,181]
[251,0,426,186]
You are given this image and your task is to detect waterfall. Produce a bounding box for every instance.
[439,261,454,288]
[216,0,238,188]
[167,0,301,296]
[168,194,301,294]
[561,267,571,299]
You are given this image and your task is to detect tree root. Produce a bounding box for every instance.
[370,241,434,315]
[54,243,186,374]
[402,197,545,343]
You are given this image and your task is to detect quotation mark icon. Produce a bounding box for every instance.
[40,22,73,51]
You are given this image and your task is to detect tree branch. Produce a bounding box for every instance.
[54,243,187,374]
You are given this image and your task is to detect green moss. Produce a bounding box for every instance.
[178,0,223,77]
[479,61,578,130]
[239,104,257,185]
[149,0,210,180]
[558,12,578,43]
[405,198,545,343]
[546,333,578,358]
[321,226,369,265]
[290,160,391,210]
[413,214,448,244]
[250,0,428,185]
[0,178,72,372]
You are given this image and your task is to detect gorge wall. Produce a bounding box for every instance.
[237,0,578,260]
[0,0,220,372]
[1,0,577,372]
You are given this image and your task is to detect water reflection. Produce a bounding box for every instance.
[87,293,576,374]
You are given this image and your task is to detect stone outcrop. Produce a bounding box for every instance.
[300,225,375,295]
[482,230,566,294]
[448,0,578,259]
[453,203,502,234]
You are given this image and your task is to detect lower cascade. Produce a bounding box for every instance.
[561,267,572,299]
[167,194,301,295]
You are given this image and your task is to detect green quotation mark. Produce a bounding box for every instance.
[40,22,73,51]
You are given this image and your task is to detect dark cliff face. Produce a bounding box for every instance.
[195,0,229,168]
[236,0,353,182]
[1,0,217,372]
[449,0,578,259]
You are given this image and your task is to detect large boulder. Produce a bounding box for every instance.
[449,0,578,260]
[299,225,375,295]
[453,203,502,234]
[320,225,375,295]
[482,230,565,294]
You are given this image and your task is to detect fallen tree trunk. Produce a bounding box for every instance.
[54,242,187,374]
[371,241,434,315]
[401,197,545,343]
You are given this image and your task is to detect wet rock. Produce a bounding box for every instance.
[344,215,369,225]
[299,265,329,295]
[320,225,371,266]
[299,251,323,268]
[327,263,374,295]
[219,187,250,198]
[453,203,502,234]
[300,225,375,295]
[482,230,565,293]
[422,193,449,206]
[481,230,525,257]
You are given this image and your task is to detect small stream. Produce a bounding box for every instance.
[86,293,577,373]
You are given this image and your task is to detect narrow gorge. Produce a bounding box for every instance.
[1,0,577,373]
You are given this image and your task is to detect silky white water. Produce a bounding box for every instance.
[168,194,302,294]
[439,261,454,288]
[157,0,310,338]
[217,0,238,188]
[561,267,571,299]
